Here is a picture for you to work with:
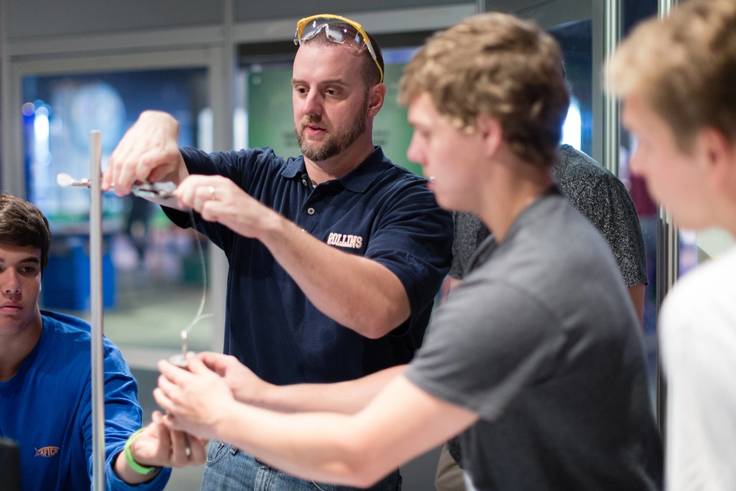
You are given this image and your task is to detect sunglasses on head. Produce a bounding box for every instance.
[294,14,384,83]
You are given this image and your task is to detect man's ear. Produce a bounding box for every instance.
[698,127,736,193]
[367,83,386,118]
[475,114,503,158]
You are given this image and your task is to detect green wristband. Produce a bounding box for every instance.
[124,428,158,476]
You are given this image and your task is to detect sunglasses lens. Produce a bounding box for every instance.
[325,25,346,43]
[300,19,364,49]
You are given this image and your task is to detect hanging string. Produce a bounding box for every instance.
[179,208,213,355]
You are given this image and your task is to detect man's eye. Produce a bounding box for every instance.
[19,266,38,276]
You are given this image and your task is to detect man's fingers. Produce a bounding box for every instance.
[198,352,230,376]
[152,387,175,414]
[158,359,190,386]
[188,437,207,465]
[185,352,211,375]
[169,429,191,467]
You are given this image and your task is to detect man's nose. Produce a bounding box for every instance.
[1,272,22,297]
[303,91,324,117]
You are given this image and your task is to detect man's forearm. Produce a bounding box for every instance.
[252,365,407,414]
[215,403,373,486]
[258,215,410,338]
[210,374,476,488]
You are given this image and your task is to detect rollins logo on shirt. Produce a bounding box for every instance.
[326,232,364,249]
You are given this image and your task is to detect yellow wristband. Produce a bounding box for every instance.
[124,428,158,476]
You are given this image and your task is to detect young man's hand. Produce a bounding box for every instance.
[198,351,271,404]
[114,415,207,484]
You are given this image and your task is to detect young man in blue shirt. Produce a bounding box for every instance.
[0,194,204,490]
[104,13,451,491]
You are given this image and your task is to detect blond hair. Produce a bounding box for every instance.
[399,13,569,168]
[606,0,736,151]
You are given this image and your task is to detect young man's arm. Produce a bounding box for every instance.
[198,352,406,414]
[156,357,477,488]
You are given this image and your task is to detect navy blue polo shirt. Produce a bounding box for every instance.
[165,146,452,384]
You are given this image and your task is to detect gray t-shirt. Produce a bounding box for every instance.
[450,145,646,287]
[406,191,662,491]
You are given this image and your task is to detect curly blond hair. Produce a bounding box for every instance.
[606,0,736,151]
[399,13,569,168]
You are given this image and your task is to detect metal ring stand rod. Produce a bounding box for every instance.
[89,130,106,490]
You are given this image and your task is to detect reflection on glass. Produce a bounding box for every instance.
[621,0,665,398]
[550,20,593,156]
[22,68,212,352]
[562,97,583,151]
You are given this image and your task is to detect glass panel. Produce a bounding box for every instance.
[549,20,593,156]
[22,67,213,352]
[619,0,662,392]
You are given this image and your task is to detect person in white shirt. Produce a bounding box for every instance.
[607,1,736,489]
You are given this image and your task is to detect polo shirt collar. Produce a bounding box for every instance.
[280,147,388,193]
[280,157,305,179]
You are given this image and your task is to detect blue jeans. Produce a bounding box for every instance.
[201,441,402,491]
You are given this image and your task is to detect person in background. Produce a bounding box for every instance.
[154,13,661,491]
[607,0,736,488]
[103,12,451,491]
[0,194,204,491]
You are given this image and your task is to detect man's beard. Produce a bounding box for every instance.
[296,97,369,162]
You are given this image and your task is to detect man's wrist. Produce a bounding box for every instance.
[124,429,160,476]
[237,379,274,407]
[212,402,235,441]
[256,209,287,244]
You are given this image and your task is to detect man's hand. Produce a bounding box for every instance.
[103,110,187,195]
[174,174,281,240]
[130,412,207,468]
[198,352,271,404]
[155,354,236,441]
[114,414,207,484]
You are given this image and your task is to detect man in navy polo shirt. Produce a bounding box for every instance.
[104,13,452,491]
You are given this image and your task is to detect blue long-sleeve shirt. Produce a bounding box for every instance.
[0,311,170,491]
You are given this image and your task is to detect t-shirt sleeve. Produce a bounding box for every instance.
[80,340,171,490]
[364,180,453,318]
[405,276,564,421]
[573,174,647,287]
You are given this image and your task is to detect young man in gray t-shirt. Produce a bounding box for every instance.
[153,14,662,491]
[437,143,649,489]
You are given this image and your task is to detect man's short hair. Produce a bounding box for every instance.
[0,194,51,269]
[399,13,569,168]
[301,30,385,87]
[606,0,736,152]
